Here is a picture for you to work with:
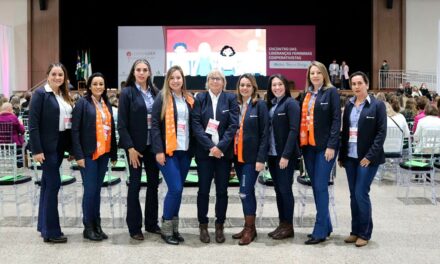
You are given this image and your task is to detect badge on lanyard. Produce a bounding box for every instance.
[147,114,152,129]
[64,115,72,129]
[349,127,358,143]
[177,120,187,134]
[103,125,110,140]
[205,118,220,135]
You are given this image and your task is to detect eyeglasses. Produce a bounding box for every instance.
[209,77,222,82]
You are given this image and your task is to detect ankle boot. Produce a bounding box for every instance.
[239,215,257,246]
[199,223,210,243]
[268,221,283,237]
[94,218,108,240]
[172,217,184,242]
[83,223,102,241]
[272,223,294,240]
[161,220,179,245]
[215,223,225,243]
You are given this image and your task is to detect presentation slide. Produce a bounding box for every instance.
[118,26,315,89]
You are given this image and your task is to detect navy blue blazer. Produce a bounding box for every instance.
[117,85,157,152]
[29,87,71,154]
[269,96,301,159]
[339,96,387,165]
[191,91,239,159]
[238,99,269,163]
[299,87,341,150]
[71,97,117,161]
[150,93,195,156]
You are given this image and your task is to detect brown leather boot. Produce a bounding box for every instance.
[239,215,257,246]
[272,223,294,240]
[199,223,210,243]
[268,221,283,237]
[215,223,225,243]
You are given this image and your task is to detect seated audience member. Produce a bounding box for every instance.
[386,102,410,139]
[0,102,25,146]
[401,98,417,123]
[412,96,428,133]
[413,104,440,151]
[0,102,26,167]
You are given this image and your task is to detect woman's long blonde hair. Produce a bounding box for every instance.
[160,65,192,120]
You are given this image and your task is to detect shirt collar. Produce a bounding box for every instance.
[135,83,149,93]
[271,95,284,105]
[349,95,371,105]
[44,84,53,93]
[209,89,221,100]
[308,85,322,94]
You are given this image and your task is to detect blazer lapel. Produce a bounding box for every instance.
[216,92,226,120]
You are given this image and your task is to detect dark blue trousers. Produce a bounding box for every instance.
[302,146,336,239]
[344,157,379,240]
[196,157,231,224]
[126,146,159,235]
[157,151,191,220]
[268,155,296,225]
[234,160,258,216]
[80,153,109,225]
[37,131,69,239]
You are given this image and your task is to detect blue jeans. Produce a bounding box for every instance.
[268,155,296,224]
[234,161,258,216]
[302,146,336,239]
[80,153,109,225]
[344,158,379,240]
[157,151,191,220]
[196,157,231,224]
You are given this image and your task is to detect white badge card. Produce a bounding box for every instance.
[147,114,152,129]
[177,120,187,133]
[64,115,72,129]
[349,127,358,143]
[205,118,220,135]
[103,125,111,140]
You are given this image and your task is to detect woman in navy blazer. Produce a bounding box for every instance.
[232,74,268,245]
[117,59,160,240]
[338,71,386,247]
[300,61,341,245]
[191,69,239,243]
[266,74,300,240]
[71,72,118,241]
[151,66,194,245]
[29,63,73,243]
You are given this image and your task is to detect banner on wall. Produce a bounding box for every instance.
[118,26,315,89]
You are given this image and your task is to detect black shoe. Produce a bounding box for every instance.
[307,232,331,238]
[173,232,185,242]
[95,219,108,240]
[145,225,161,235]
[304,237,326,245]
[161,234,179,245]
[44,236,68,243]
[83,226,102,241]
[130,233,144,241]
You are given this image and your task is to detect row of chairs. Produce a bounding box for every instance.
[379,126,440,204]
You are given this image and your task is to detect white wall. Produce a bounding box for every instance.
[0,0,28,93]
[406,0,440,73]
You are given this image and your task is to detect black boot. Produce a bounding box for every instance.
[161,220,179,245]
[172,217,184,242]
[94,219,108,240]
[83,223,102,241]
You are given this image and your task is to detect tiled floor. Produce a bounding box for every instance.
[1,166,440,264]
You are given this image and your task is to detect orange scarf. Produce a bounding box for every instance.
[92,98,112,160]
[165,93,194,156]
[234,104,248,162]
[300,93,316,146]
